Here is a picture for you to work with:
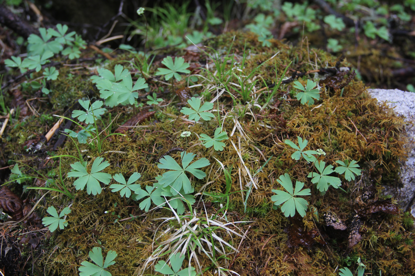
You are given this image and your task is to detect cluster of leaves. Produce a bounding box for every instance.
[90,64,148,107]
[79,247,117,276]
[271,137,361,217]
[155,253,196,276]
[5,24,86,95]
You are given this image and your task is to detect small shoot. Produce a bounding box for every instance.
[293,80,320,106]
[335,160,361,181]
[4,56,27,73]
[271,173,310,217]
[72,100,107,124]
[67,157,112,195]
[339,267,353,276]
[21,51,54,72]
[199,127,229,151]
[48,24,75,45]
[154,252,196,276]
[308,160,342,193]
[9,164,31,184]
[64,125,95,144]
[158,152,210,195]
[27,28,62,55]
[324,15,345,31]
[133,184,166,212]
[155,56,190,81]
[110,172,141,198]
[79,247,117,276]
[284,136,318,163]
[42,206,71,232]
[180,97,215,122]
[146,93,163,105]
[43,66,59,80]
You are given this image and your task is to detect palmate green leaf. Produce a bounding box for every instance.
[64,125,95,144]
[62,47,81,59]
[284,136,318,163]
[180,97,215,122]
[334,160,361,181]
[155,56,190,81]
[133,184,166,212]
[146,93,163,105]
[271,173,311,217]
[43,66,59,80]
[199,127,229,151]
[339,267,353,276]
[158,152,210,195]
[4,56,27,73]
[79,247,117,276]
[110,172,141,198]
[308,160,341,193]
[48,24,75,45]
[67,157,111,195]
[42,206,71,232]
[27,28,62,56]
[324,15,345,31]
[21,51,54,72]
[293,80,320,106]
[114,75,148,105]
[155,253,196,276]
[72,99,107,124]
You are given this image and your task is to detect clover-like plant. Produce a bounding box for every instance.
[4,56,26,73]
[271,173,311,217]
[155,56,190,81]
[64,125,95,144]
[72,99,107,125]
[155,252,196,276]
[42,206,71,232]
[146,93,163,105]
[293,80,320,106]
[199,127,229,151]
[27,28,63,56]
[180,97,215,122]
[21,51,54,72]
[324,15,345,31]
[67,157,112,195]
[284,136,318,163]
[43,66,59,80]
[334,160,361,181]
[308,160,342,193]
[158,152,210,195]
[110,172,141,198]
[133,183,166,212]
[79,247,117,276]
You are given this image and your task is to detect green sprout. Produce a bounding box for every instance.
[155,56,190,81]
[67,157,112,195]
[79,247,117,276]
[43,66,59,80]
[271,173,311,217]
[110,172,142,198]
[293,80,320,106]
[158,152,210,195]
[155,253,196,276]
[42,206,71,232]
[199,127,229,151]
[308,160,342,193]
[324,15,345,31]
[72,100,107,125]
[284,136,318,163]
[334,160,361,181]
[146,93,163,105]
[180,97,215,122]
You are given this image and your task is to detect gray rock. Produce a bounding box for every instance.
[367,89,415,217]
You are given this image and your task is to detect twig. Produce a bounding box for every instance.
[0,108,14,137]
[348,117,367,142]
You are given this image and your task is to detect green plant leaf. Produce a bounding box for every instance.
[48,24,75,45]
[79,247,117,276]
[293,80,320,106]
[21,51,54,72]
[284,136,318,163]
[43,66,59,80]
[133,184,166,212]
[113,75,148,105]
[64,125,95,144]
[339,267,353,276]
[110,172,142,198]
[180,97,215,122]
[334,160,361,181]
[67,157,111,195]
[72,99,107,124]
[4,56,27,73]
[27,28,62,56]
[271,173,310,217]
[308,160,342,192]
[146,93,163,105]
[324,15,345,31]
[155,56,190,81]
[158,152,210,195]
[42,206,71,232]
[200,127,229,151]
[155,253,196,276]
[62,47,81,59]
[327,38,343,52]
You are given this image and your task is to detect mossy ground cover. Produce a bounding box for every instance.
[1,29,415,275]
